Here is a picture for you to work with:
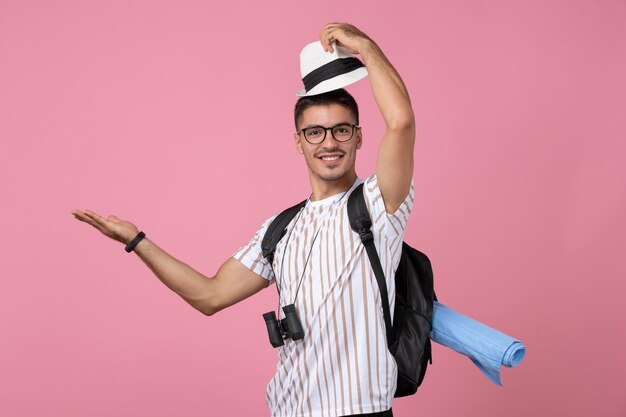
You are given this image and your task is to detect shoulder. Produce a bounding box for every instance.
[360,174,415,238]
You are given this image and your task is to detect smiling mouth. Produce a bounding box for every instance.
[320,155,343,162]
[318,154,344,166]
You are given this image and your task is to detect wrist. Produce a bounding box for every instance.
[125,231,146,253]
[124,231,140,245]
[356,38,378,57]
[132,236,150,255]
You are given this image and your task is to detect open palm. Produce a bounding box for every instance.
[72,209,139,245]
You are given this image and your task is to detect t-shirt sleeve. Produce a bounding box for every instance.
[232,215,277,285]
[362,174,415,239]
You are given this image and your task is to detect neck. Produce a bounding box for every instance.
[308,171,358,201]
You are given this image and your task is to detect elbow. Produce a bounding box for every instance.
[387,116,415,134]
[191,293,221,316]
[200,299,221,316]
[200,308,218,316]
[201,305,216,316]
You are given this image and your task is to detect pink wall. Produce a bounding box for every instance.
[1,1,625,416]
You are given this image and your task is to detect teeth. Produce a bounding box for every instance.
[322,155,340,161]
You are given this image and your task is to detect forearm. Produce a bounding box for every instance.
[360,40,415,132]
[132,237,215,314]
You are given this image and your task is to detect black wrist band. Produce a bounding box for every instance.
[125,231,146,253]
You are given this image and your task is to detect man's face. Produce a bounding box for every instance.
[294,103,362,183]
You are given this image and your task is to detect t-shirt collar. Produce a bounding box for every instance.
[305,177,364,208]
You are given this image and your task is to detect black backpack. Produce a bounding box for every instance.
[261,183,436,397]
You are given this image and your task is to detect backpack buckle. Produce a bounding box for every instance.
[357,229,374,244]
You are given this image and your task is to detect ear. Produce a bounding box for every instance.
[355,128,363,150]
[294,132,304,155]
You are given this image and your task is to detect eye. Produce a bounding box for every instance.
[307,128,323,137]
[333,125,352,135]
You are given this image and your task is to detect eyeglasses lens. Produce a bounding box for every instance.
[304,124,354,144]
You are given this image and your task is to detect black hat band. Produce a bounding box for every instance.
[302,57,365,93]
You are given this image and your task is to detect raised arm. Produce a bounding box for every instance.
[320,23,415,213]
[71,209,269,315]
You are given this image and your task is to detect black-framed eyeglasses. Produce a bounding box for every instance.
[297,123,359,145]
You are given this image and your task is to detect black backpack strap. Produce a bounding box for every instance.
[347,183,394,347]
[261,199,307,265]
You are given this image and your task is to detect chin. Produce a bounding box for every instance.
[319,174,345,182]
[317,169,350,182]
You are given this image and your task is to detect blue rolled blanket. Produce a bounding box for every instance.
[430,301,526,385]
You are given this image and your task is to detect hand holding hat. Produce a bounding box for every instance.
[319,22,373,55]
[297,23,372,96]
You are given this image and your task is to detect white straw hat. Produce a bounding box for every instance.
[296,41,368,96]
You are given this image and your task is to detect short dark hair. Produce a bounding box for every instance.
[294,88,359,130]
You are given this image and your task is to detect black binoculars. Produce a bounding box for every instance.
[263,304,305,348]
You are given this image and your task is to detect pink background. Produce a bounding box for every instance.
[1,1,625,416]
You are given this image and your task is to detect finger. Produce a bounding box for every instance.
[321,28,337,52]
[319,30,330,52]
[321,22,338,32]
[73,210,99,226]
[84,209,105,221]
[320,25,340,51]
[72,210,93,223]
[84,209,109,227]
[73,212,109,234]
[81,214,114,236]
[80,213,106,230]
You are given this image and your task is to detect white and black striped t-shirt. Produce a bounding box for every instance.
[233,175,414,417]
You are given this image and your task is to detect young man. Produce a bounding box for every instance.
[72,23,415,417]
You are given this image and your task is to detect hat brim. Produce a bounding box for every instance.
[296,67,368,97]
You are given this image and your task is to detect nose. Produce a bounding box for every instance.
[321,128,339,148]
